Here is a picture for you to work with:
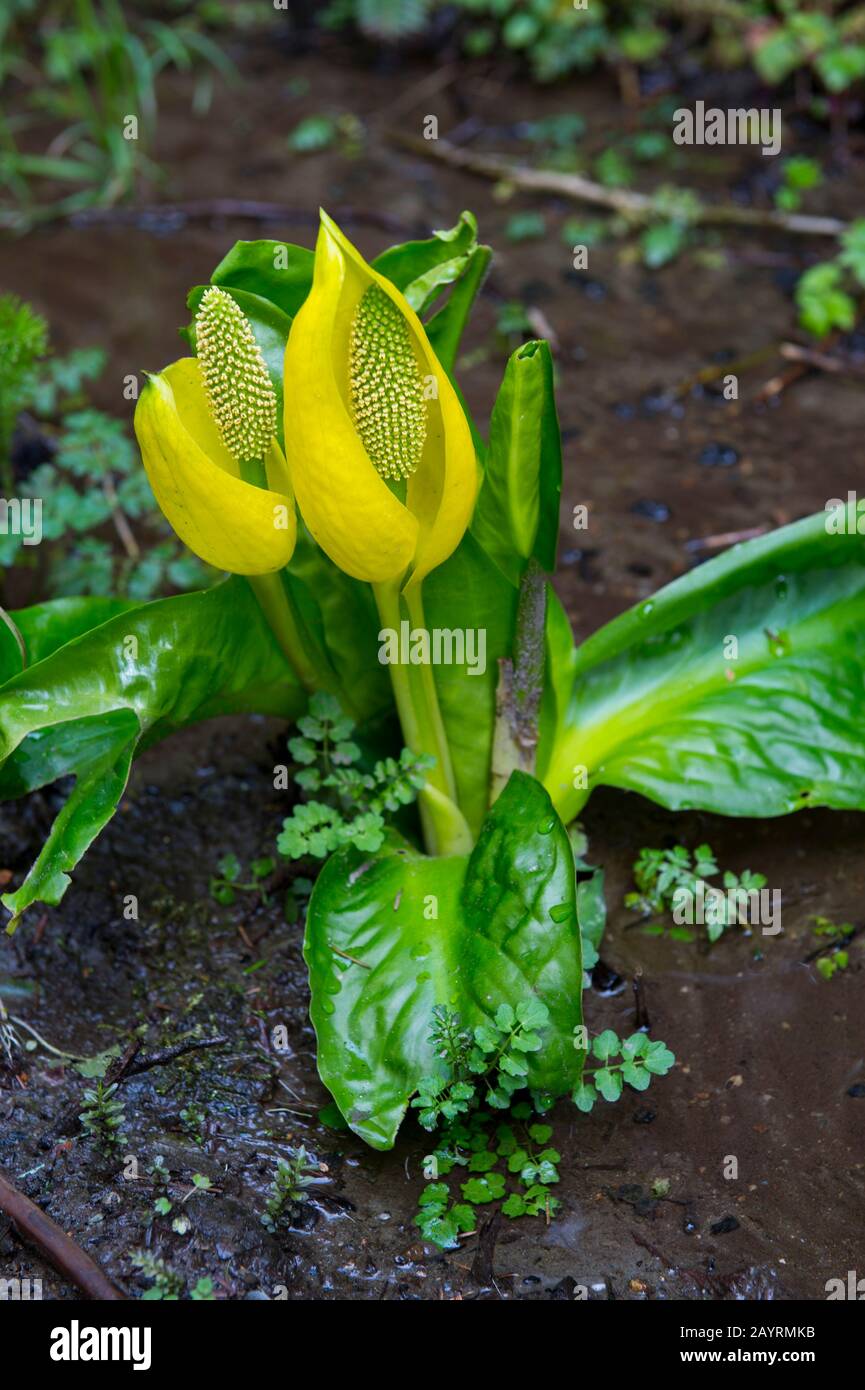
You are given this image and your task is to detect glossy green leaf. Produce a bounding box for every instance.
[3,711,139,928]
[372,211,480,315]
[0,578,304,930]
[423,531,518,835]
[0,595,140,686]
[304,771,584,1149]
[201,216,483,339]
[576,866,606,976]
[542,512,865,822]
[426,243,492,376]
[287,524,391,725]
[207,239,315,319]
[472,339,562,583]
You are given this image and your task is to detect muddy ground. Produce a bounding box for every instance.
[1,31,863,1299]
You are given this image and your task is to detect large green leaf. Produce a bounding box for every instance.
[374,211,490,385]
[542,513,865,822]
[304,772,584,1149]
[0,578,304,930]
[208,239,315,319]
[372,210,480,315]
[426,244,492,377]
[2,712,140,926]
[287,525,391,725]
[472,339,562,583]
[423,532,518,835]
[0,595,140,686]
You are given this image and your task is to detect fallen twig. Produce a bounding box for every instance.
[669,342,779,399]
[122,1035,229,1078]
[685,525,769,555]
[103,1038,142,1087]
[756,318,853,402]
[471,1208,502,1288]
[8,1015,90,1060]
[0,1167,127,1299]
[373,64,458,124]
[42,1033,229,1143]
[102,475,139,560]
[388,133,848,238]
[779,342,865,375]
[754,360,810,403]
[59,201,409,234]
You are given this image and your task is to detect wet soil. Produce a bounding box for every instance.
[1,35,863,1299]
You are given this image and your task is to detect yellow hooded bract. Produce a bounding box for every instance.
[283,211,478,586]
[134,356,296,576]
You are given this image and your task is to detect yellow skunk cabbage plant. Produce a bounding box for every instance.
[285,214,480,855]
[1,211,864,1150]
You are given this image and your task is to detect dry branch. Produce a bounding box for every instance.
[0,1168,127,1299]
[388,133,847,239]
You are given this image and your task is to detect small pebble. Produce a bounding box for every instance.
[710,1215,740,1235]
[631,498,670,523]
[641,388,673,415]
[698,442,740,468]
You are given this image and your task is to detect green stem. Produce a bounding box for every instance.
[238,453,333,704]
[246,570,319,696]
[373,578,473,858]
[402,584,460,805]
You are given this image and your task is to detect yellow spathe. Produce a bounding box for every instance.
[283,210,478,586]
[134,357,296,575]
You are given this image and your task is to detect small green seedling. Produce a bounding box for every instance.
[179,1103,206,1147]
[261,1148,321,1233]
[412,1005,674,1247]
[79,1080,126,1155]
[209,853,275,907]
[625,842,767,943]
[812,916,856,980]
[774,155,822,212]
[130,1251,185,1301]
[278,693,431,861]
[795,219,865,338]
[573,1029,676,1112]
